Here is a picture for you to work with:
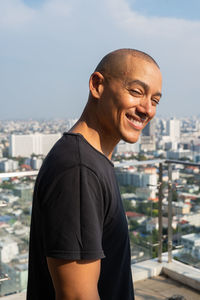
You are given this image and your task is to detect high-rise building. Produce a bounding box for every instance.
[142,119,156,136]
[9,133,61,157]
[166,118,180,142]
[141,119,156,151]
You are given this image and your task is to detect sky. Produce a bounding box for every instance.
[1,0,200,120]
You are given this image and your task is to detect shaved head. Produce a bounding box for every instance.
[95,48,159,80]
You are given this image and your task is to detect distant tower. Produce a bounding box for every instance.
[159,119,166,135]
[167,118,180,142]
[142,119,156,136]
[141,119,156,151]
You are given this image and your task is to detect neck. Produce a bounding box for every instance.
[69,103,119,160]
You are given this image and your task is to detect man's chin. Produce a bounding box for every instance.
[121,134,140,144]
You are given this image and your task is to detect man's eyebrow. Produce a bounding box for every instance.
[126,79,162,98]
[154,92,162,98]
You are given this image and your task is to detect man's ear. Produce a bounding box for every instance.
[89,72,105,99]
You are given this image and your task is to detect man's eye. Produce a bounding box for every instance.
[152,99,159,105]
[130,89,142,95]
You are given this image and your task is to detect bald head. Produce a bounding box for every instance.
[95,48,159,81]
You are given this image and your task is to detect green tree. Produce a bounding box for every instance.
[137,154,147,161]
[136,202,152,216]
[152,209,159,217]
[129,220,140,231]
[119,185,136,194]
[172,189,178,201]
[122,199,134,211]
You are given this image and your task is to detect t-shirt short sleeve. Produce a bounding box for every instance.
[40,164,105,260]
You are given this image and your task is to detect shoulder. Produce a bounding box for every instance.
[35,133,115,195]
[49,132,114,177]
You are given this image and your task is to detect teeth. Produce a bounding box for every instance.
[132,120,142,126]
[127,115,143,126]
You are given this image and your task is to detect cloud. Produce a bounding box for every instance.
[0,0,36,28]
[107,0,200,39]
[0,0,72,30]
[42,0,72,17]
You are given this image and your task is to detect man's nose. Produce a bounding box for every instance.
[138,96,153,117]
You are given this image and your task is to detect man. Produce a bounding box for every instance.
[27,48,162,300]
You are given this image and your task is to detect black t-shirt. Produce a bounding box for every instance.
[27,133,134,300]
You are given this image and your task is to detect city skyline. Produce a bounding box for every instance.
[1,0,200,119]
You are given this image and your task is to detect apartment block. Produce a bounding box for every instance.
[9,133,61,157]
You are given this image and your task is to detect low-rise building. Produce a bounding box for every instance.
[0,236,19,263]
[181,233,200,260]
[13,183,33,202]
[116,169,157,188]
[0,254,28,296]
[126,212,147,224]
[163,200,191,215]
[135,187,156,200]
[181,213,200,227]
[146,217,177,232]
[167,149,193,160]
[0,158,19,172]
[115,140,140,154]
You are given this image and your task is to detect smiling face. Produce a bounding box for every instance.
[97,56,162,144]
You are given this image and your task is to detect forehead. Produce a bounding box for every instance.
[122,56,162,88]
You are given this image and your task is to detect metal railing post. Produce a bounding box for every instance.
[158,163,163,263]
[168,163,173,263]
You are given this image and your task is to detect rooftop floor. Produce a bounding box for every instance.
[135,275,200,300]
[0,293,25,300]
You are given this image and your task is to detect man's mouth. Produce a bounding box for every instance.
[125,113,146,130]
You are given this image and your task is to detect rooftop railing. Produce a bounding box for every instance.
[115,158,200,265]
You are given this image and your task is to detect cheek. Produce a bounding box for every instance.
[115,95,136,111]
[124,95,140,108]
[125,95,135,105]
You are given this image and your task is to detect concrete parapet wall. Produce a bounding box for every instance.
[162,261,200,292]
